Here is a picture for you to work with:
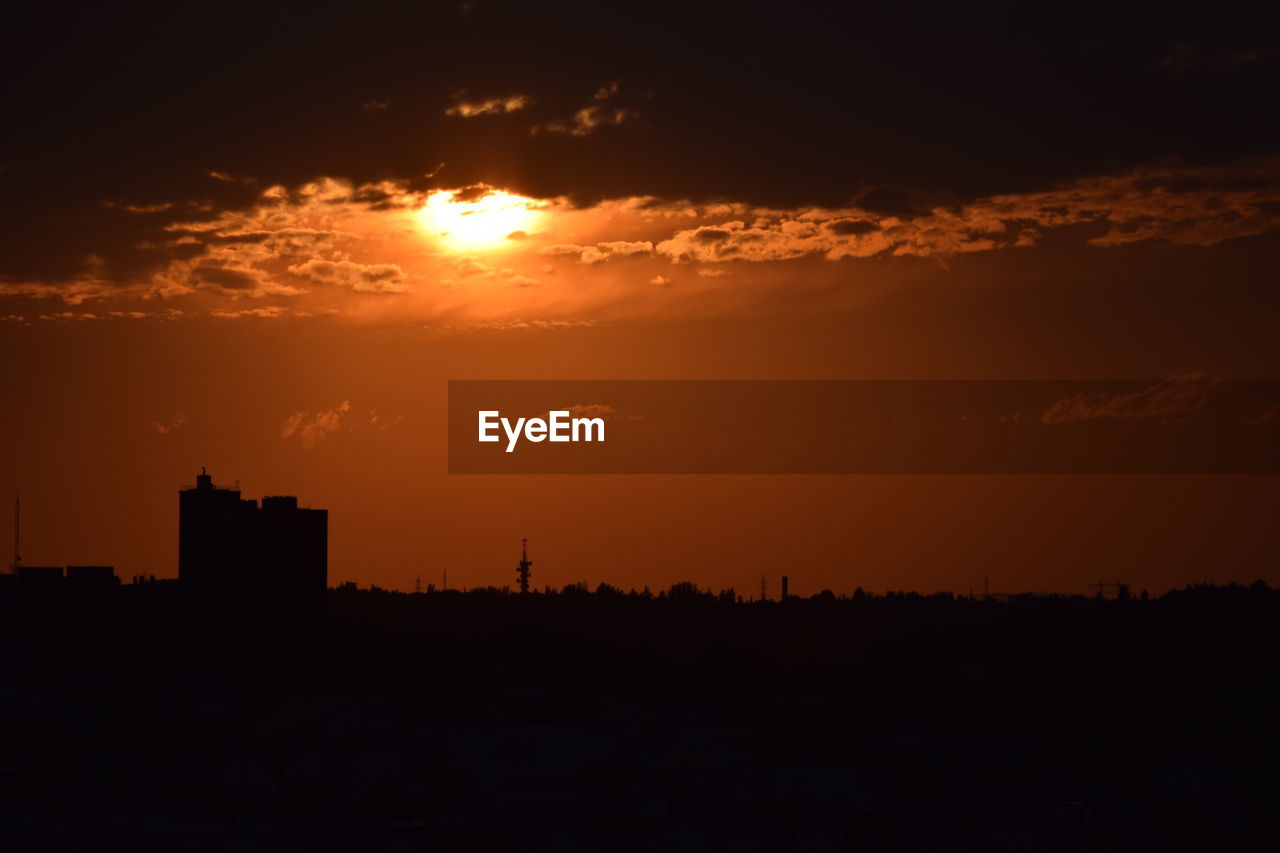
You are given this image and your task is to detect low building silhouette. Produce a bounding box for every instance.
[66,565,117,586]
[0,564,119,670]
[16,565,64,586]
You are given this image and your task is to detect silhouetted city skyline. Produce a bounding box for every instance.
[0,471,1194,603]
[3,468,1280,850]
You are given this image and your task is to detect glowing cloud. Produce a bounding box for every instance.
[445,94,530,117]
[416,189,544,249]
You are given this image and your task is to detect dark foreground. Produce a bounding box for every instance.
[2,582,1278,851]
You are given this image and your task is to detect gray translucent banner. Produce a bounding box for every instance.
[448,380,1280,474]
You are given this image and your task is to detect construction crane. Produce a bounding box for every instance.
[516,538,533,594]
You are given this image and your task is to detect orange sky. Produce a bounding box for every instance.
[4,227,1280,594]
[3,3,1279,594]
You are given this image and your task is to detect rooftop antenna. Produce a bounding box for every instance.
[517,538,533,595]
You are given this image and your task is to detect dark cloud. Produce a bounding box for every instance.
[1131,172,1277,194]
[349,185,407,210]
[692,228,731,244]
[207,231,273,244]
[193,265,303,298]
[193,266,260,291]
[1156,41,1273,75]
[854,186,955,218]
[825,218,878,236]
[1,1,1278,285]
[286,259,408,293]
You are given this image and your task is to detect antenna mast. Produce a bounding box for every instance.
[11,491,19,573]
[516,538,533,595]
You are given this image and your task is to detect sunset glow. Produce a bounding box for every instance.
[3,1,1279,600]
[417,189,544,249]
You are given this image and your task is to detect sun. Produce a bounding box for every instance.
[416,188,543,249]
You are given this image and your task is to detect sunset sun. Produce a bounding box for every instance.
[417,188,543,248]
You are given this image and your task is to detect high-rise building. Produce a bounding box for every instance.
[178,468,259,597]
[259,494,328,636]
[178,469,327,662]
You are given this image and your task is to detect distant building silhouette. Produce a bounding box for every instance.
[179,468,326,667]
[66,565,117,585]
[0,558,119,669]
[16,565,63,586]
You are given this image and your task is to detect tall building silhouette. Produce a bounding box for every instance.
[179,468,327,665]
[179,468,258,598]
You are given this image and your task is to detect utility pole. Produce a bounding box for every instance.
[414,574,422,595]
[517,538,533,595]
[11,491,19,573]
